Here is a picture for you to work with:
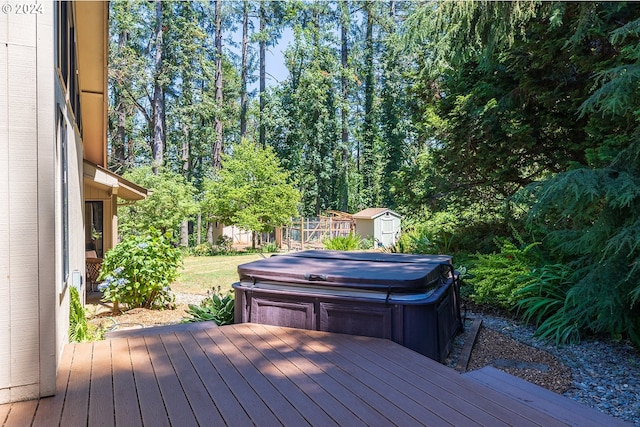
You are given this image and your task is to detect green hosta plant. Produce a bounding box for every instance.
[184,287,234,326]
[99,230,181,311]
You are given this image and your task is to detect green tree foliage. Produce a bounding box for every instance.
[118,167,199,238]
[468,238,540,309]
[202,139,300,240]
[514,6,640,344]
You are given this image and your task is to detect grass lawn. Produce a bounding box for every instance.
[172,254,265,295]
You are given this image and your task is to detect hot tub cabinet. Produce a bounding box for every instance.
[233,250,462,362]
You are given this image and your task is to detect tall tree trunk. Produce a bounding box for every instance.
[114,30,128,170]
[240,0,249,138]
[180,125,190,247]
[197,212,202,246]
[362,2,375,203]
[339,0,349,212]
[212,0,223,170]
[259,2,266,148]
[152,0,165,174]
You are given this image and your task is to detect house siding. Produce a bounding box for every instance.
[0,5,84,404]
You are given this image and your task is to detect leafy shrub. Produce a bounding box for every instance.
[261,242,278,253]
[323,233,362,251]
[69,287,104,342]
[467,237,540,309]
[515,264,580,345]
[388,226,434,254]
[193,243,212,257]
[183,287,234,326]
[359,237,375,250]
[521,164,640,346]
[99,230,181,310]
[69,286,89,342]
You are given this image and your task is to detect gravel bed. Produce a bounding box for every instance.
[452,310,640,426]
[174,292,208,306]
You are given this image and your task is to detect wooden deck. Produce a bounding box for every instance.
[0,323,631,427]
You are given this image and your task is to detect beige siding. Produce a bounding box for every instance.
[0,15,9,404]
[37,10,58,398]
[5,16,40,402]
[0,6,80,404]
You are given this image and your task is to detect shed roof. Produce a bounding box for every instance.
[352,208,401,220]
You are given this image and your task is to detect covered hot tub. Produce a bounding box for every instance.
[233,250,462,362]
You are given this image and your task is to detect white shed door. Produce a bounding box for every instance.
[381,219,395,246]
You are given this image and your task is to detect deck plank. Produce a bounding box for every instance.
[31,341,74,427]
[111,338,143,427]
[226,324,365,427]
[331,339,488,427]
[0,323,632,427]
[190,328,285,427]
[175,329,254,427]
[253,324,395,427]
[159,333,226,426]
[287,327,456,427]
[327,331,565,427]
[143,334,198,427]
[59,342,92,426]
[88,340,115,427]
[0,403,10,426]
[464,366,631,427]
[2,399,37,427]
[127,336,170,427]
[267,325,422,427]
[201,326,306,426]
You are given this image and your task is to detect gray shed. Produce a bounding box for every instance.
[353,208,402,247]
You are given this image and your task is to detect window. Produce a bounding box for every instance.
[85,202,104,258]
[58,109,69,283]
[55,1,81,128]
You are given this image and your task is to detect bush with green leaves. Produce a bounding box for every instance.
[69,286,104,342]
[388,226,434,254]
[183,287,234,326]
[99,231,181,310]
[467,237,540,309]
[69,286,90,342]
[192,235,234,257]
[515,264,580,345]
[261,242,278,253]
[323,233,362,251]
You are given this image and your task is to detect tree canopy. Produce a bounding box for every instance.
[108,0,640,345]
[202,139,300,237]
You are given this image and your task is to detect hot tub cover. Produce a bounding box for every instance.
[237,250,453,293]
